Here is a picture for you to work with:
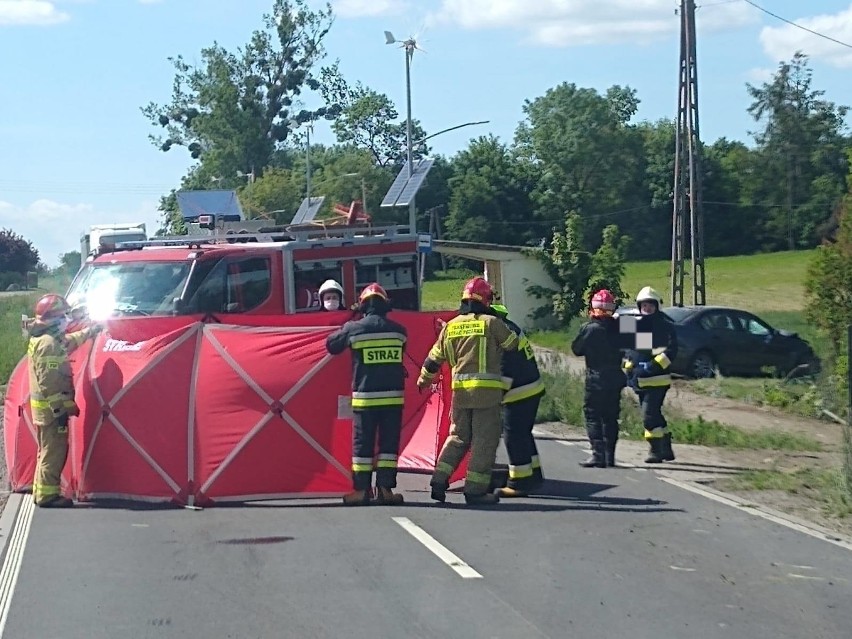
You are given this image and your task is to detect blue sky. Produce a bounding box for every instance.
[3,0,852,265]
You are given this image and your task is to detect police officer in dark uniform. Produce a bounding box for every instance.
[571,289,626,468]
[326,283,408,505]
[622,286,678,464]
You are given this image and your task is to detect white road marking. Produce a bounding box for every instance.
[547,430,852,553]
[392,517,482,579]
[670,565,697,572]
[787,573,824,581]
[0,497,35,637]
[659,476,852,553]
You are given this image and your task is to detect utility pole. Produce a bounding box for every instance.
[670,0,706,307]
[305,123,313,205]
[404,41,415,234]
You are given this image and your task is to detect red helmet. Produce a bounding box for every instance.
[461,277,494,305]
[590,289,616,311]
[359,283,388,304]
[35,294,70,322]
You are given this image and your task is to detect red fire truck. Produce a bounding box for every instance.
[66,222,421,321]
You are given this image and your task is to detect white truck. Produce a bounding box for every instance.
[81,223,147,258]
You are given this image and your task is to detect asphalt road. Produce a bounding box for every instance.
[1,436,851,639]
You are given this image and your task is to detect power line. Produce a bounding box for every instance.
[742,0,852,50]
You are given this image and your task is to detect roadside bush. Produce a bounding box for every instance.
[539,370,821,451]
[0,294,39,384]
[0,272,28,291]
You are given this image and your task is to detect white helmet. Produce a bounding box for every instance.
[318,279,344,298]
[636,286,663,306]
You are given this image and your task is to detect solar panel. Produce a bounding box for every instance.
[394,158,434,207]
[379,163,411,208]
[380,159,434,208]
[176,190,244,221]
[290,196,326,225]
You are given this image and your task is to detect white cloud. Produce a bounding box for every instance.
[0,199,162,267]
[745,66,774,83]
[332,0,406,19]
[0,0,69,26]
[427,0,756,47]
[759,5,852,68]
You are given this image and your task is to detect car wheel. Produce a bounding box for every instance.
[690,350,717,379]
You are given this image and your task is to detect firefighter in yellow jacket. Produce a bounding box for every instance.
[27,294,101,507]
[417,277,519,505]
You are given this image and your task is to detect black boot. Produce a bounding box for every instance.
[645,438,664,464]
[580,440,606,468]
[605,440,617,467]
[661,433,676,461]
[430,481,448,503]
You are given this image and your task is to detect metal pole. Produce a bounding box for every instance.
[405,44,415,235]
[361,178,368,217]
[306,125,312,205]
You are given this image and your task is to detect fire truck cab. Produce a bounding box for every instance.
[66,224,421,320]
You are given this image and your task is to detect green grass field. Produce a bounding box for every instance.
[423,251,815,313]
[0,276,70,385]
[421,250,821,352]
[619,250,814,312]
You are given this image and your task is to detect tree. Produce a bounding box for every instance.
[588,225,630,304]
[142,0,334,188]
[746,52,848,250]
[445,136,535,246]
[805,192,852,356]
[0,228,40,274]
[57,251,82,275]
[528,213,592,324]
[515,83,645,250]
[319,63,427,167]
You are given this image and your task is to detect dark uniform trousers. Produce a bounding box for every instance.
[351,407,403,491]
[583,385,621,451]
[502,394,543,490]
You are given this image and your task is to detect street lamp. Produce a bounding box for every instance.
[414,121,490,146]
[385,30,419,234]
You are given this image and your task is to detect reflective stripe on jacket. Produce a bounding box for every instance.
[326,314,407,410]
[623,312,678,389]
[419,312,519,407]
[499,317,544,404]
[28,324,95,426]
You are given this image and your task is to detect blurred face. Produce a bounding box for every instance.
[639,301,657,315]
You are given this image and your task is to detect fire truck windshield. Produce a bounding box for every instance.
[67,262,192,320]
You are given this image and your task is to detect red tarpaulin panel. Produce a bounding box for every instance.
[193,325,352,502]
[76,325,198,502]
[3,311,462,505]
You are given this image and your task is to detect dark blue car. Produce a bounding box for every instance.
[617,305,819,379]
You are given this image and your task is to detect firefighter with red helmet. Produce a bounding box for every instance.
[417,277,519,505]
[326,283,408,505]
[623,286,678,463]
[489,303,546,497]
[571,289,626,467]
[27,294,101,507]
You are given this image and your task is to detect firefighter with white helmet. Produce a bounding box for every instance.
[326,283,408,505]
[571,289,626,467]
[623,286,678,463]
[27,294,102,507]
[318,279,345,311]
[418,277,519,506]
